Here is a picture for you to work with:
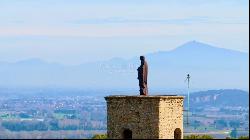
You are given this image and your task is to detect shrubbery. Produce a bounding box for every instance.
[91,134,249,139]
[227,136,249,139]
[238,136,249,139]
[184,134,214,139]
[92,134,107,139]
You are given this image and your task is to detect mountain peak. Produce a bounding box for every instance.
[171,40,232,55]
[188,40,207,45]
[173,40,247,55]
[177,40,215,50]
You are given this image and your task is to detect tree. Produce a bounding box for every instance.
[193,120,201,130]
[229,120,240,128]
[230,128,237,138]
[214,119,228,129]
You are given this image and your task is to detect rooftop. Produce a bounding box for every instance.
[105,95,184,99]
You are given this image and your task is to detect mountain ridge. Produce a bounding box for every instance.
[0,41,248,89]
[1,41,248,65]
[185,89,249,107]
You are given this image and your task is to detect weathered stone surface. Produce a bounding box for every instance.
[105,95,184,139]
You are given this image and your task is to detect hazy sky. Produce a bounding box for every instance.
[0,0,249,65]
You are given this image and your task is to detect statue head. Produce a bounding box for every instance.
[140,56,145,65]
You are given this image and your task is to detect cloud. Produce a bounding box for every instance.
[71,17,207,24]
[0,0,248,61]
[0,15,248,38]
[70,16,248,25]
[0,24,182,37]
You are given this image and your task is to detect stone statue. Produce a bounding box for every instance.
[137,56,148,95]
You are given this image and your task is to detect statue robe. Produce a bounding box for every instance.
[137,61,148,95]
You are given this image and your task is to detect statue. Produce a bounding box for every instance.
[137,56,148,95]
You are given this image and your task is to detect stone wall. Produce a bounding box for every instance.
[158,97,184,139]
[105,95,184,139]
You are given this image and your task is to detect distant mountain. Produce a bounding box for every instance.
[0,41,248,90]
[184,89,249,108]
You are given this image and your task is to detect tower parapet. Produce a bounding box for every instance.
[105,95,184,139]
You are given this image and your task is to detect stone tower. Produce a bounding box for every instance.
[105,95,184,139]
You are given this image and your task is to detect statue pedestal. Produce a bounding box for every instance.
[105,95,184,139]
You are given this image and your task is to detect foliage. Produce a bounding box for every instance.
[238,136,249,139]
[184,134,214,139]
[2,121,48,131]
[214,119,228,129]
[91,134,107,139]
[230,128,238,138]
[19,113,31,118]
[221,135,249,139]
[229,120,240,128]
[54,109,76,114]
[193,120,201,130]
